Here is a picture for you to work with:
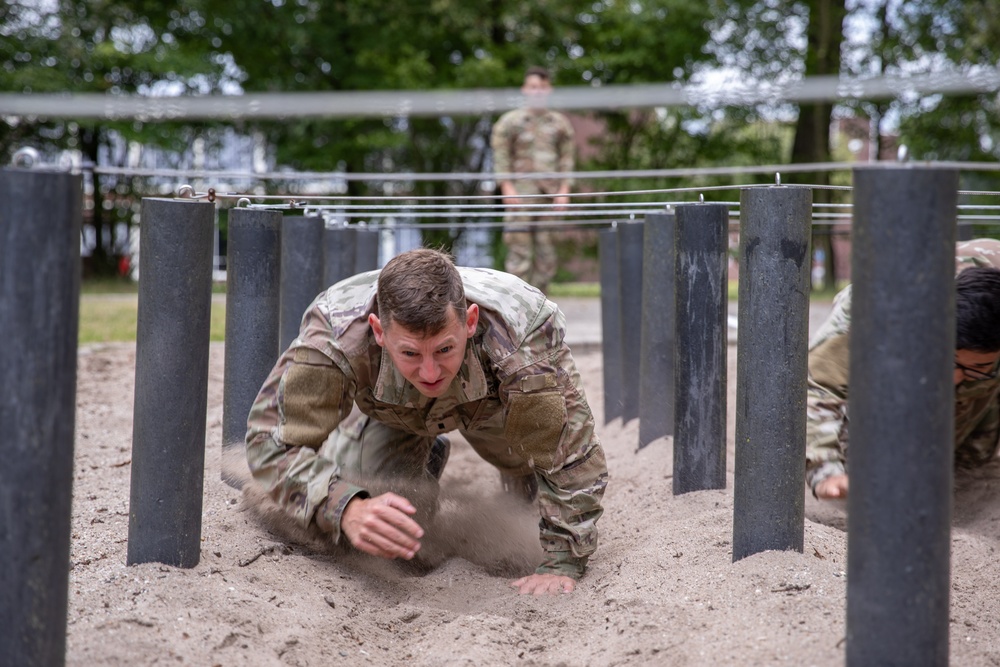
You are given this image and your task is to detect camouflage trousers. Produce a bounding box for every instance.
[320,405,537,504]
[805,383,849,491]
[503,214,557,294]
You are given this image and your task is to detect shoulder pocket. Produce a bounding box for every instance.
[279,352,348,448]
[504,388,566,471]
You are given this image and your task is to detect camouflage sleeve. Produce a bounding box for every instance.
[803,285,853,493]
[501,309,608,579]
[245,313,368,544]
[956,238,1000,271]
[804,383,849,493]
[556,113,575,190]
[955,394,1000,468]
[491,112,514,177]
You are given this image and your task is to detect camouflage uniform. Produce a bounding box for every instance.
[490,107,575,293]
[806,238,1000,492]
[245,267,608,579]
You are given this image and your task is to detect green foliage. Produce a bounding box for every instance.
[6,0,1000,273]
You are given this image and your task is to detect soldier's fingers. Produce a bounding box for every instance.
[379,493,417,515]
[370,518,422,552]
[362,528,419,560]
[372,503,424,539]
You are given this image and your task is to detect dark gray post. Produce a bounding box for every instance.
[599,227,623,424]
[279,215,324,353]
[127,198,214,568]
[638,212,675,447]
[0,168,81,667]
[732,186,811,561]
[674,203,729,493]
[354,227,381,273]
[223,208,281,468]
[957,221,972,241]
[324,224,358,287]
[618,220,644,425]
[846,167,957,667]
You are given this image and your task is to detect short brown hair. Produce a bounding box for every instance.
[525,66,551,83]
[376,248,466,335]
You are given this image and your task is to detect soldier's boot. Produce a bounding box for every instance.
[426,435,451,481]
[499,471,538,503]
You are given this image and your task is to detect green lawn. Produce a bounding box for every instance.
[79,294,226,344]
[77,279,831,344]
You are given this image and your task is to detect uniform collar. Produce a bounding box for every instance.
[956,374,1000,400]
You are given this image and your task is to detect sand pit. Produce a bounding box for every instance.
[65,342,1000,665]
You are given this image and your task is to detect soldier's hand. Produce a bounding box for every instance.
[503,195,524,208]
[510,573,575,596]
[815,474,849,499]
[552,194,570,211]
[341,492,424,560]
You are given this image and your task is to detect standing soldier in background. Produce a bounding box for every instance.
[491,66,576,294]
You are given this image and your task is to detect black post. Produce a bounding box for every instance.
[223,208,281,472]
[127,198,214,568]
[279,215,324,353]
[673,203,729,493]
[324,224,358,287]
[599,227,623,424]
[638,212,675,447]
[618,220,644,425]
[0,168,81,667]
[354,227,381,273]
[846,166,957,667]
[732,186,812,561]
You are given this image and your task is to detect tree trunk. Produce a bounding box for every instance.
[80,127,116,276]
[790,0,847,290]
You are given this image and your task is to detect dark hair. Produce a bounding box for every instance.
[956,267,1000,351]
[525,66,551,83]
[376,248,466,335]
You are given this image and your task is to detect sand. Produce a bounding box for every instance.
[65,341,1000,666]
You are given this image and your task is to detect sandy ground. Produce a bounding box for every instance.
[65,340,1000,666]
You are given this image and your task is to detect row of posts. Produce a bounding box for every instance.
[598,172,954,666]
[2,166,957,666]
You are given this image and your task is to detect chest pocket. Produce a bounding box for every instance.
[365,404,430,436]
[464,397,504,433]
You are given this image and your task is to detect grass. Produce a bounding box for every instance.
[79,294,226,344]
[548,281,841,302]
[77,278,838,344]
[548,282,601,298]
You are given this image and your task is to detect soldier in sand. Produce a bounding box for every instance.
[807,239,1000,499]
[490,66,576,294]
[244,248,607,595]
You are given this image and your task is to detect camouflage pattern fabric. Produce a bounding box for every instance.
[491,108,575,293]
[805,238,1000,492]
[246,267,608,579]
[490,108,575,194]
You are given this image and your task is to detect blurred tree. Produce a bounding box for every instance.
[0,1,229,274]
[182,0,722,251]
[841,0,1000,237]
[707,0,848,288]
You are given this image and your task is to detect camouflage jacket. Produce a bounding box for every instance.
[490,107,575,195]
[806,239,1000,488]
[246,267,608,579]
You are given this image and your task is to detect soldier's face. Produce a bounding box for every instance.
[369,304,480,398]
[954,348,1000,385]
[522,75,552,108]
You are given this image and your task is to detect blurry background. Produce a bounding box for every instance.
[3,0,999,289]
